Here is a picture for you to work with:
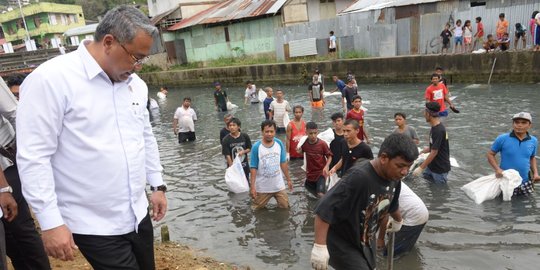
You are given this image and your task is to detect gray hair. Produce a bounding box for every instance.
[94,5,157,43]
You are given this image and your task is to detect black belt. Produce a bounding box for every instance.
[0,138,16,163]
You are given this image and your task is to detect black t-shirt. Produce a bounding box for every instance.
[315,160,401,269]
[344,85,358,110]
[214,90,228,110]
[428,123,450,173]
[330,130,345,169]
[440,29,452,43]
[221,133,252,170]
[219,127,230,144]
[341,140,373,174]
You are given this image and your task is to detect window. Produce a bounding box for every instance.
[49,14,57,25]
[34,16,41,28]
[470,1,486,7]
[16,19,24,30]
[224,27,230,42]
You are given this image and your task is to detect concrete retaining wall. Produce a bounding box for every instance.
[139,51,540,87]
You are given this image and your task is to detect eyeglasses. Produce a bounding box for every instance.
[119,43,149,66]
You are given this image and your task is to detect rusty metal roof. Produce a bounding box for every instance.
[168,0,286,31]
[340,0,444,14]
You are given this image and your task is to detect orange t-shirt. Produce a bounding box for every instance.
[496,19,508,35]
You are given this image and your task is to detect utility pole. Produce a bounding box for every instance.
[17,0,31,42]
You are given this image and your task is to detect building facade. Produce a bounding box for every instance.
[0,2,85,50]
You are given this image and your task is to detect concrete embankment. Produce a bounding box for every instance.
[139,51,540,87]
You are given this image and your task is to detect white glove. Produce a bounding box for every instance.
[387,217,403,233]
[286,153,290,161]
[311,243,329,270]
[412,166,424,177]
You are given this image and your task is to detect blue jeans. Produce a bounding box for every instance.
[423,167,448,184]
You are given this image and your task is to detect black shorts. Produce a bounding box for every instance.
[276,127,286,134]
[515,32,525,39]
[442,41,450,49]
[329,48,336,52]
[305,176,326,196]
[178,131,196,143]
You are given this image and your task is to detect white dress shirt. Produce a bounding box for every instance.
[16,40,164,235]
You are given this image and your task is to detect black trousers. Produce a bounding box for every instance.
[178,131,196,143]
[73,214,155,270]
[2,165,51,270]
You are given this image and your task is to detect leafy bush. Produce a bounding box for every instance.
[139,64,162,73]
[341,50,369,59]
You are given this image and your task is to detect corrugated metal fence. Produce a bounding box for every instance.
[274,0,539,59]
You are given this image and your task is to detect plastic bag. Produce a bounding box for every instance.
[283,113,290,129]
[258,88,266,102]
[296,128,334,151]
[461,169,522,204]
[226,101,238,110]
[225,155,249,193]
[327,173,340,191]
[317,128,334,146]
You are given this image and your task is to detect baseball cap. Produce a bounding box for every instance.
[425,102,441,113]
[512,112,532,122]
[214,81,221,86]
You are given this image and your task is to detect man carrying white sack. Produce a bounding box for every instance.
[487,112,539,196]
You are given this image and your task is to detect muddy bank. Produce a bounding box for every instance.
[8,242,241,270]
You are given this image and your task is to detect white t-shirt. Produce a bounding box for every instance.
[173,106,197,132]
[454,25,463,37]
[399,182,429,226]
[269,100,291,128]
[329,35,336,49]
[249,138,287,193]
[245,85,258,103]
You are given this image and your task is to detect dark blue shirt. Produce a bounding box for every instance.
[263,97,273,120]
[336,79,346,96]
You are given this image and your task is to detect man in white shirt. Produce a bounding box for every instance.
[16,6,167,269]
[173,97,197,143]
[244,80,259,104]
[268,89,291,133]
[377,182,428,256]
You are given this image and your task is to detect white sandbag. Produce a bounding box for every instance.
[461,169,522,204]
[258,88,266,102]
[411,152,460,170]
[226,101,238,110]
[472,48,486,54]
[327,173,340,191]
[296,128,333,152]
[318,128,334,146]
[157,92,166,99]
[225,156,249,193]
[283,113,290,129]
[323,91,342,97]
[498,170,522,201]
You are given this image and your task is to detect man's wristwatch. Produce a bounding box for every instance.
[150,185,167,193]
[0,186,13,193]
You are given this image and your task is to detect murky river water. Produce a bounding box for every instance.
[149,82,540,270]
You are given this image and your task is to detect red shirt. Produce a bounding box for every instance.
[301,139,332,181]
[425,83,448,112]
[289,120,306,158]
[346,109,366,141]
[476,22,484,37]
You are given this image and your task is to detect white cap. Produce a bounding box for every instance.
[512,112,532,122]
